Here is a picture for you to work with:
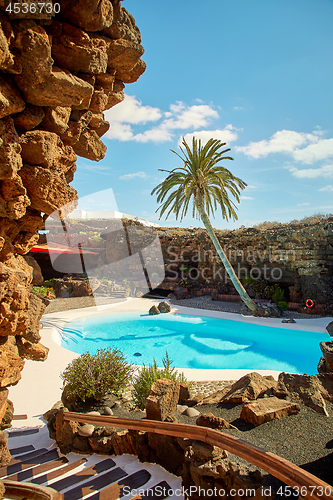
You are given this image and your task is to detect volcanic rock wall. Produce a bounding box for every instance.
[157,218,333,307]
[0,0,145,467]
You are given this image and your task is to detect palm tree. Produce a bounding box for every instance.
[151,136,257,313]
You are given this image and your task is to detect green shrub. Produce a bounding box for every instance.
[242,276,255,286]
[61,348,133,403]
[132,352,187,410]
[271,287,285,304]
[32,285,51,297]
[278,300,289,311]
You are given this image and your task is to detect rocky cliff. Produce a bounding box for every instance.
[157,217,333,309]
[0,0,145,467]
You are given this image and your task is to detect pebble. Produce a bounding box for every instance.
[177,404,188,413]
[86,411,101,416]
[78,424,95,437]
[103,407,113,416]
[183,407,200,417]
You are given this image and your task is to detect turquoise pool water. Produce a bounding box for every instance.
[61,312,326,374]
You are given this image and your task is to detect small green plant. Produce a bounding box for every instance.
[271,287,285,304]
[61,348,133,403]
[132,352,187,410]
[278,300,289,311]
[242,276,255,286]
[32,285,51,297]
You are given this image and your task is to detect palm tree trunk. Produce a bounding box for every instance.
[196,197,257,313]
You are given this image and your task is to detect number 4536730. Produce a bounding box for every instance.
[5,3,60,14]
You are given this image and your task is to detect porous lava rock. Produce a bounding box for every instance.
[275,372,329,416]
[148,305,160,315]
[0,0,146,474]
[240,397,301,427]
[326,321,333,335]
[157,301,171,313]
[220,372,278,404]
[145,378,180,421]
[196,412,237,430]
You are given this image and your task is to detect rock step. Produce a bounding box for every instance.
[8,445,35,456]
[1,448,182,499]
[6,456,71,482]
[0,448,60,478]
[50,458,116,492]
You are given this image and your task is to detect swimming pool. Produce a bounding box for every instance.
[60,312,327,374]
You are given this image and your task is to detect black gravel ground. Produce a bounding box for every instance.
[106,399,333,494]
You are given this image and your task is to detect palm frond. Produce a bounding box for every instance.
[151,136,247,222]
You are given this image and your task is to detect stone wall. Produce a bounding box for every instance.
[156,218,333,308]
[0,0,145,468]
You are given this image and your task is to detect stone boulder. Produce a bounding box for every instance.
[23,255,43,285]
[220,373,278,404]
[326,321,333,335]
[107,38,144,73]
[0,117,23,180]
[20,130,77,173]
[199,388,232,405]
[148,305,160,315]
[240,301,281,318]
[174,286,190,300]
[0,337,25,387]
[19,164,78,217]
[60,0,114,32]
[0,75,25,119]
[240,397,301,426]
[41,107,71,135]
[13,105,45,131]
[16,338,49,362]
[191,440,227,461]
[14,28,94,108]
[196,412,237,430]
[319,341,333,373]
[51,25,109,75]
[157,301,171,314]
[55,408,79,454]
[145,378,180,421]
[179,383,191,401]
[0,23,13,72]
[275,373,328,415]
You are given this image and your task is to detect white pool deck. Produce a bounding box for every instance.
[8,297,333,430]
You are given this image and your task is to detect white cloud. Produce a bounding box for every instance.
[181,127,238,146]
[240,196,254,200]
[236,130,318,159]
[234,106,244,110]
[319,185,333,192]
[163,104,218,130]
[134,126,173,143]
[119,171,147,180]
[289,163,333,179]
[246,185,257,189]
[297,202,310,206]
[107,122,134,141]
[292,138,333,164]
[105,95,222,144]
[237,128,333,166]
[105,95,162,125]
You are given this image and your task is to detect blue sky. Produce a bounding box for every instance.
[73,0,333,229]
